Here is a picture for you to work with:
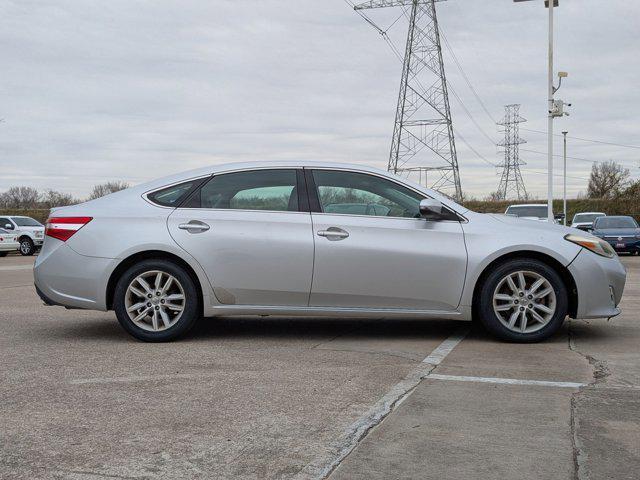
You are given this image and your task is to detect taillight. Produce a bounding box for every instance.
[45,217,93,242]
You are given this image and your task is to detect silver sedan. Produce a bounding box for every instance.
[34,162,626,342]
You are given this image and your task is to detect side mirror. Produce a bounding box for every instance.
[554,213,565,221]
[4,223,13,230]
[420,198,443,219]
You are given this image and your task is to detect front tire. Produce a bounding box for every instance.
[476,259,568,343]
[19,238,35,256]
[113,259,200,342]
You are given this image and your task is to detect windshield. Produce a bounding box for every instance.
[12,217,42,227]
[594,217,638,229]
[505,206,547,218]
[573,213,605,223]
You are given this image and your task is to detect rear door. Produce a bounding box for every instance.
[306,168,467,311]
[167,168,315,307]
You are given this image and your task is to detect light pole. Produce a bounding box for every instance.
[562,131,568,225]
[514,0,567,222]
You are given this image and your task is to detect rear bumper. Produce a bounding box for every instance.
[568,250,626,319]
[34,241,113,310]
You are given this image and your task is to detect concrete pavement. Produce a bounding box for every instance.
[0,255,638,479]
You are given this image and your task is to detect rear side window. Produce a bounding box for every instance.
[148,180,202,207]
[183,169,300,212]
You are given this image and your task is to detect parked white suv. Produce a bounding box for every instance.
[0,216,45,255]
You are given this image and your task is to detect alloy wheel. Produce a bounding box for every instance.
[492,270,557,334]
[124,270,186,332]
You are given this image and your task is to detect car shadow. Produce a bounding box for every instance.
[38,315,472,344]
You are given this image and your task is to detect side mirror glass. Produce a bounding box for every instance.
[4,223,13,230]
[419,198,443,219]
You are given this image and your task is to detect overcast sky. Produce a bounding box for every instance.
[1,0,638,199]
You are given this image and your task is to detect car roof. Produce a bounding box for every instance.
[574,212,605,216]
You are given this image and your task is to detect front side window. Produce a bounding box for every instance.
[0,218,12,229]
[311,170,425,218]
[185,169,299,212]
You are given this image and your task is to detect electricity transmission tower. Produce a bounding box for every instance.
[354,0,462,200]
[496,104,528,200]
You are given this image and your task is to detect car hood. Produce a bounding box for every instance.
[593,228,640,237]
[489,214,565,231]
[15,225,44,231]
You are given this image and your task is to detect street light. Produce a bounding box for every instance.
[562,131,568,225]
[514,0,566,222]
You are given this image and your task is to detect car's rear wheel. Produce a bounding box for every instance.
[477,259,568,343]
[19,238,35,256]
[113,259,200,342]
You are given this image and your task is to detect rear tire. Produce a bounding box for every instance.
[113,259,200,342]
[476,259,568,343]
[19,238,35,256]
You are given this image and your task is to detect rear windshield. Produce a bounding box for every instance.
[505,206,547,218]
[12,217,42,227]
[594,217,638,229]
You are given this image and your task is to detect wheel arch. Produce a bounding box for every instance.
[106,250,204,314]
[18,234,33,243]
[471,250,578,319]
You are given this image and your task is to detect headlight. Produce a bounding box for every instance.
[565,234,616,258]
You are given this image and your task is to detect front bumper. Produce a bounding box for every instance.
[568,250,626,319]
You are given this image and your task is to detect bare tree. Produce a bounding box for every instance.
[41,190,78,209]
[88,181,129,200]
[484,191,504,202]
[0,186,41,209]
[587,160,630,199]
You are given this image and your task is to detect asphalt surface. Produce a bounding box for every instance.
[1,253,638,479]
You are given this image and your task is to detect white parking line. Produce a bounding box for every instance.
[428,373,587,389]
[0,265,33,271]
[296,327,470,480]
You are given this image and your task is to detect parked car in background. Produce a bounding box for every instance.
[34,161,626,344]
[504,204,563,223]
[0,228,20,257]
[571,212,606,232]
[0,216,45,255]
[592,216,640,254]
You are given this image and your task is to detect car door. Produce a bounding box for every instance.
[167,168,315,306]
[307,169,467,311]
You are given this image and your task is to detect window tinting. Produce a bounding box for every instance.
[311,170,426,218]
[186,169,299,212]
[594,216,638,229]
[13,217,42,227]
[148,180,200,207]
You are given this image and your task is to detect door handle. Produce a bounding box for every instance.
[317,228,349,240]
[178,221,210,233]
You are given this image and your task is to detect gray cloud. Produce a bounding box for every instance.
[0,0,638,199]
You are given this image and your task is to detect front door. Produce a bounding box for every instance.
[307,169,467,311]
[168,168,314,306]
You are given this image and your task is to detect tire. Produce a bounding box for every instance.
[0,252,8,257]
[476,259,568,343]
[113,259,201,342]
[19,238,35,256]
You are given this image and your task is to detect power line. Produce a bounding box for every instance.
[440,28,497,124]
[454,128,497,167]
[521,148,638,168]
[521,169,590,181]
[521,127,640,150]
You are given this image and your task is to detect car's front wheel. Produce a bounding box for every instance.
[113,259,200,342]
[19,238,35,256]
[476,259,568,343]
